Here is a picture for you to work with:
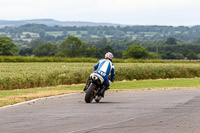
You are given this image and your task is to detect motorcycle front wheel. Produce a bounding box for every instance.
[85,83,96,103]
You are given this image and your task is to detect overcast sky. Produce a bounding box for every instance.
[0,0,199,26]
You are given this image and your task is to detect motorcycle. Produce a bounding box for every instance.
[84,73,107,103]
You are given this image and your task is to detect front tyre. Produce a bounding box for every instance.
[85,83,96,103]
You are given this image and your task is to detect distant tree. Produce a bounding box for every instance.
[30,38,45,49]
[161,52,177,59]
[113,50,123,58]
[166,37,177,45]
[175,53,185,59]
[56,35,67,41]
[161,52,185,59]
[39,31,45,38]
[186,52,198,59]
[85,46,97,58]
[99,45,114,58]
[147,52,161,59]
[123,44,149,59]
[99,37,108,46]
[57,36,86,57]
[33,42,57,57]
[0,37,18,56]
[181,48,193,57]
[43,35,56,41]
[19,48,33,56]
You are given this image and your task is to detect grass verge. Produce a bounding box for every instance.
[1,78,200,107]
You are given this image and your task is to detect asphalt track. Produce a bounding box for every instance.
[1,89,200,133]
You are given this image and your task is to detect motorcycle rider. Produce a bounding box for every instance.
[84,52,116,96]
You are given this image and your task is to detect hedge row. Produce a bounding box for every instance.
[1,56,200,63]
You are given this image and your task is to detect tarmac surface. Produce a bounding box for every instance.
[0,89,200,133]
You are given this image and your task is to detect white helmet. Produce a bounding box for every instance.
[105,52,114,60]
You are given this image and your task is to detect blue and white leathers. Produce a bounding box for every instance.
[93,59,116,87]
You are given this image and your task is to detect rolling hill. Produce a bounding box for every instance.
[0,19,123,27]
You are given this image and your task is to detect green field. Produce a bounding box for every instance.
[1,78,200,107]
[1,62,200,90]
[0,63,93,90]
[110,78,200,90]
[46,31,63,37]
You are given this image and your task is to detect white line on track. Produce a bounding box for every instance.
[0,93,79,109]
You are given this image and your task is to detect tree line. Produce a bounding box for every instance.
[1,24,200,41]
[86,37,200,59]
[0,36,151,59]
[1,36,200,59]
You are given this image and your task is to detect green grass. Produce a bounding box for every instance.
[1,78,200,107]
[0,85,85,107]
[2,78,198,98]
[0,85,84,98]
[111,78,200,90]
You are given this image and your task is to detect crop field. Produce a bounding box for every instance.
[45,31,63,37]
[1,63,200,90]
